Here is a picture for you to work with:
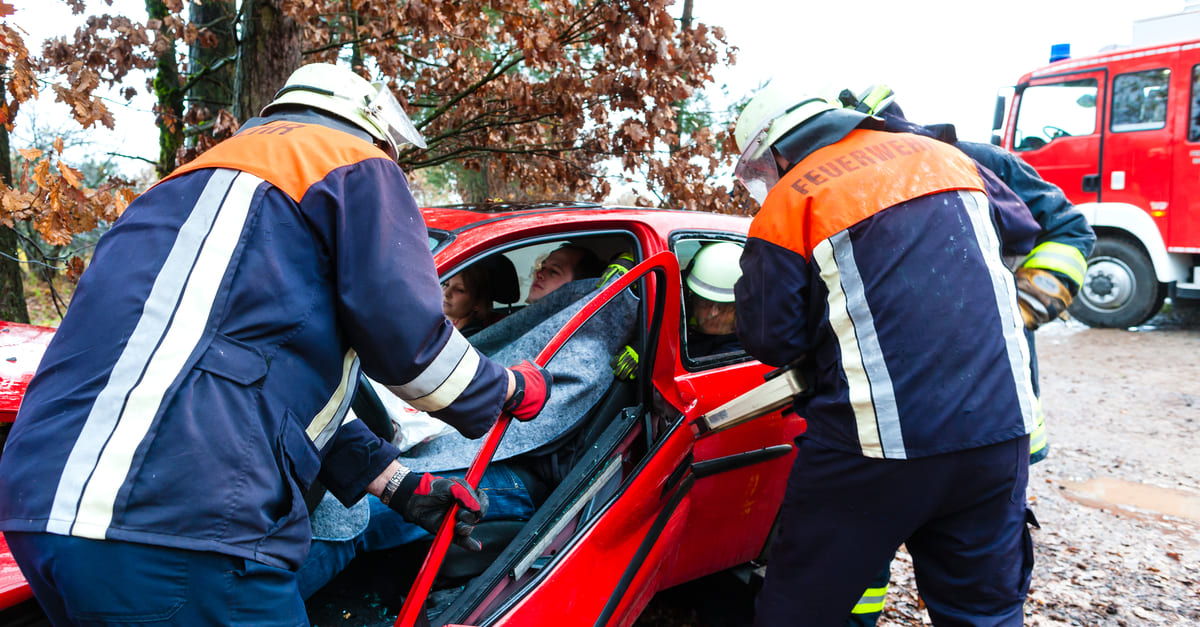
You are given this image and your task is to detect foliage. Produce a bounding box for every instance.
[20,0,741,207]
[0,0,752,318]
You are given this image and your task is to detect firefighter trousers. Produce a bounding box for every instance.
[754,436,1034,627]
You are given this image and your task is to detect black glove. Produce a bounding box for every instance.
[385,471,489,551]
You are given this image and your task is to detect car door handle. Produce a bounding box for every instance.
[1082,174,1100,192]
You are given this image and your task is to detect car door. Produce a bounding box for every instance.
[404,251,689,627]
[661,234,806,589]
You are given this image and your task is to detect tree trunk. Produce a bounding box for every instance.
[147,0,184,177]
[188,0,237,121]
[0,71,30,324]
[233,0,302,123]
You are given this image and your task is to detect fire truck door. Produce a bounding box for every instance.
[1010,70,1106,204]
[1173,53,1200,250]
[1102,63,1174,239]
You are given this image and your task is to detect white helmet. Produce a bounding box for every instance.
[733,81,837,205]
[686,242,744,303]
[261,63,427,159]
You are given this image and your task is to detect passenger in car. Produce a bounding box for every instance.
[442,264,495,336]
[684,242,745,358]
[526,243,604,303]
[299,251,632,599]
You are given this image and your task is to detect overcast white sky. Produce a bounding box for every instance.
[7,0,1193,180]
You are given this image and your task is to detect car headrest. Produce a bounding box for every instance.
[481,254,520,305]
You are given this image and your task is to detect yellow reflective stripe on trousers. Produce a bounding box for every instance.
[1030,396,1047,456]
[852,584,889,614]
[1021,241,1087,287]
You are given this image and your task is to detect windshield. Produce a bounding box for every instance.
[1013,79,1098,151]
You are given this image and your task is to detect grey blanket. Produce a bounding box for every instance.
[311,278,637,540]
[402,278,638,472]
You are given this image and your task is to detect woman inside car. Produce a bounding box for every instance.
[443,264,494,336]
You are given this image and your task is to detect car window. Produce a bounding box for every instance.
[673,236,749,369]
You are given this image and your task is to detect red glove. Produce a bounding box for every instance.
[386,472,489,551]
[504,360,552,422]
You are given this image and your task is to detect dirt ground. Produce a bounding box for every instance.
[638,302,1200,627]
[867,303,1200,626]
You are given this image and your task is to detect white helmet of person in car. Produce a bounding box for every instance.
[261,63,427,160]
[686,241,745,304]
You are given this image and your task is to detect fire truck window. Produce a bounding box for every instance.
[1111,69,1169,133]
[1190,65,1200,142]
[1013,79,1097,151]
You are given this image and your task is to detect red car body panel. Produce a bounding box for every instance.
[0,205,804,626]
[0,321,55,610]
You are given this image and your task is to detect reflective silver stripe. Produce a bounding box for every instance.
[393,346,481,413]
[60,170,263,538]
[391,330,471,398]
[47,168,242,536]
[687,274,735,300]
[308,351,360,451]
[815,233,904,459]
[389,328,480,413]
[959,190,1038,433]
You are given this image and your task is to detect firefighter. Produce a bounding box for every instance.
[0,63,550,625]
[834,84,1094,625]
[733,81,1044,626]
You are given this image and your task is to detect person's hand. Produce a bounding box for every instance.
[1015,267,1072,330]
[386,471,489,551]
[611,345,638,381]
[504,360,552,421]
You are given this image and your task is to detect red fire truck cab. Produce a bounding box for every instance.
[993,36,1200,327]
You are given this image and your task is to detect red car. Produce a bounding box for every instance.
[0,203,807,626]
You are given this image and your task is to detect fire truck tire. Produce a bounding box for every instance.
[1069,238,1165,328]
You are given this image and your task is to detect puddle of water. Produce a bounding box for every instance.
[1062,477,1200,522]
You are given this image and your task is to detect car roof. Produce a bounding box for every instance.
[421,202,751,240]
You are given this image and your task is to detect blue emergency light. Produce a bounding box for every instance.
[1049,43,1071,62]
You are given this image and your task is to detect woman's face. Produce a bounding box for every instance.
[691,293,737,336]
[443,275,479,324]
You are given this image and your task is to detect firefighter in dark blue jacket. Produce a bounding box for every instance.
[732,81,1045,626]
[834,84,1095,626]
[0,63,550,625]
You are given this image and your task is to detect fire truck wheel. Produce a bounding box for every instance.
[1069,238,1165,328]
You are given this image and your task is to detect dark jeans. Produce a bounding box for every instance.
[7,532,308,626]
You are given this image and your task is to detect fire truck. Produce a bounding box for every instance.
[991,23,1200,327]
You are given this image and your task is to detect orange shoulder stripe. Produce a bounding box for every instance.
[749,129,985,259]
[162,121,391,202]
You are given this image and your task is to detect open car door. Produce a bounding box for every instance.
[394,251,683,627]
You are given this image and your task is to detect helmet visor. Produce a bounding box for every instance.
[733,128,780,206]
[368,85,427,151]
